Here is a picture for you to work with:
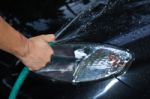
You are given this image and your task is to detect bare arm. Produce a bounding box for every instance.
[0,16,55,71]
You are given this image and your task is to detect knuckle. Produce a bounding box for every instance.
[50,34,55,38]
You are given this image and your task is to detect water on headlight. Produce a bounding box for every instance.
[37,44,133,83]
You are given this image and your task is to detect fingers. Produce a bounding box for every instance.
[28,49,53,71]
[41,34,55,42]
[20,34,55,71]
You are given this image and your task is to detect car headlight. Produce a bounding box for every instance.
[37,44,133,83]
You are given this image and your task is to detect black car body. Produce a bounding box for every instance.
[0,0,150,99]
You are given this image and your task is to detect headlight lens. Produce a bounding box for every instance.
[37,44,133,83]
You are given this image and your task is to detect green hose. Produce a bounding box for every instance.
[8,67,29,99]
[9,42,55,99]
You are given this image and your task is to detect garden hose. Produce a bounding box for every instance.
[9,42,55,99]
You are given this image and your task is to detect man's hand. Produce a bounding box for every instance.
[17,34,55,71]
[0,16,55,71]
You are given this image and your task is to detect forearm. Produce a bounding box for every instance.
[0,16,28,57]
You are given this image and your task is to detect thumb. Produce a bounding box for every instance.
[41,34,55,42]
